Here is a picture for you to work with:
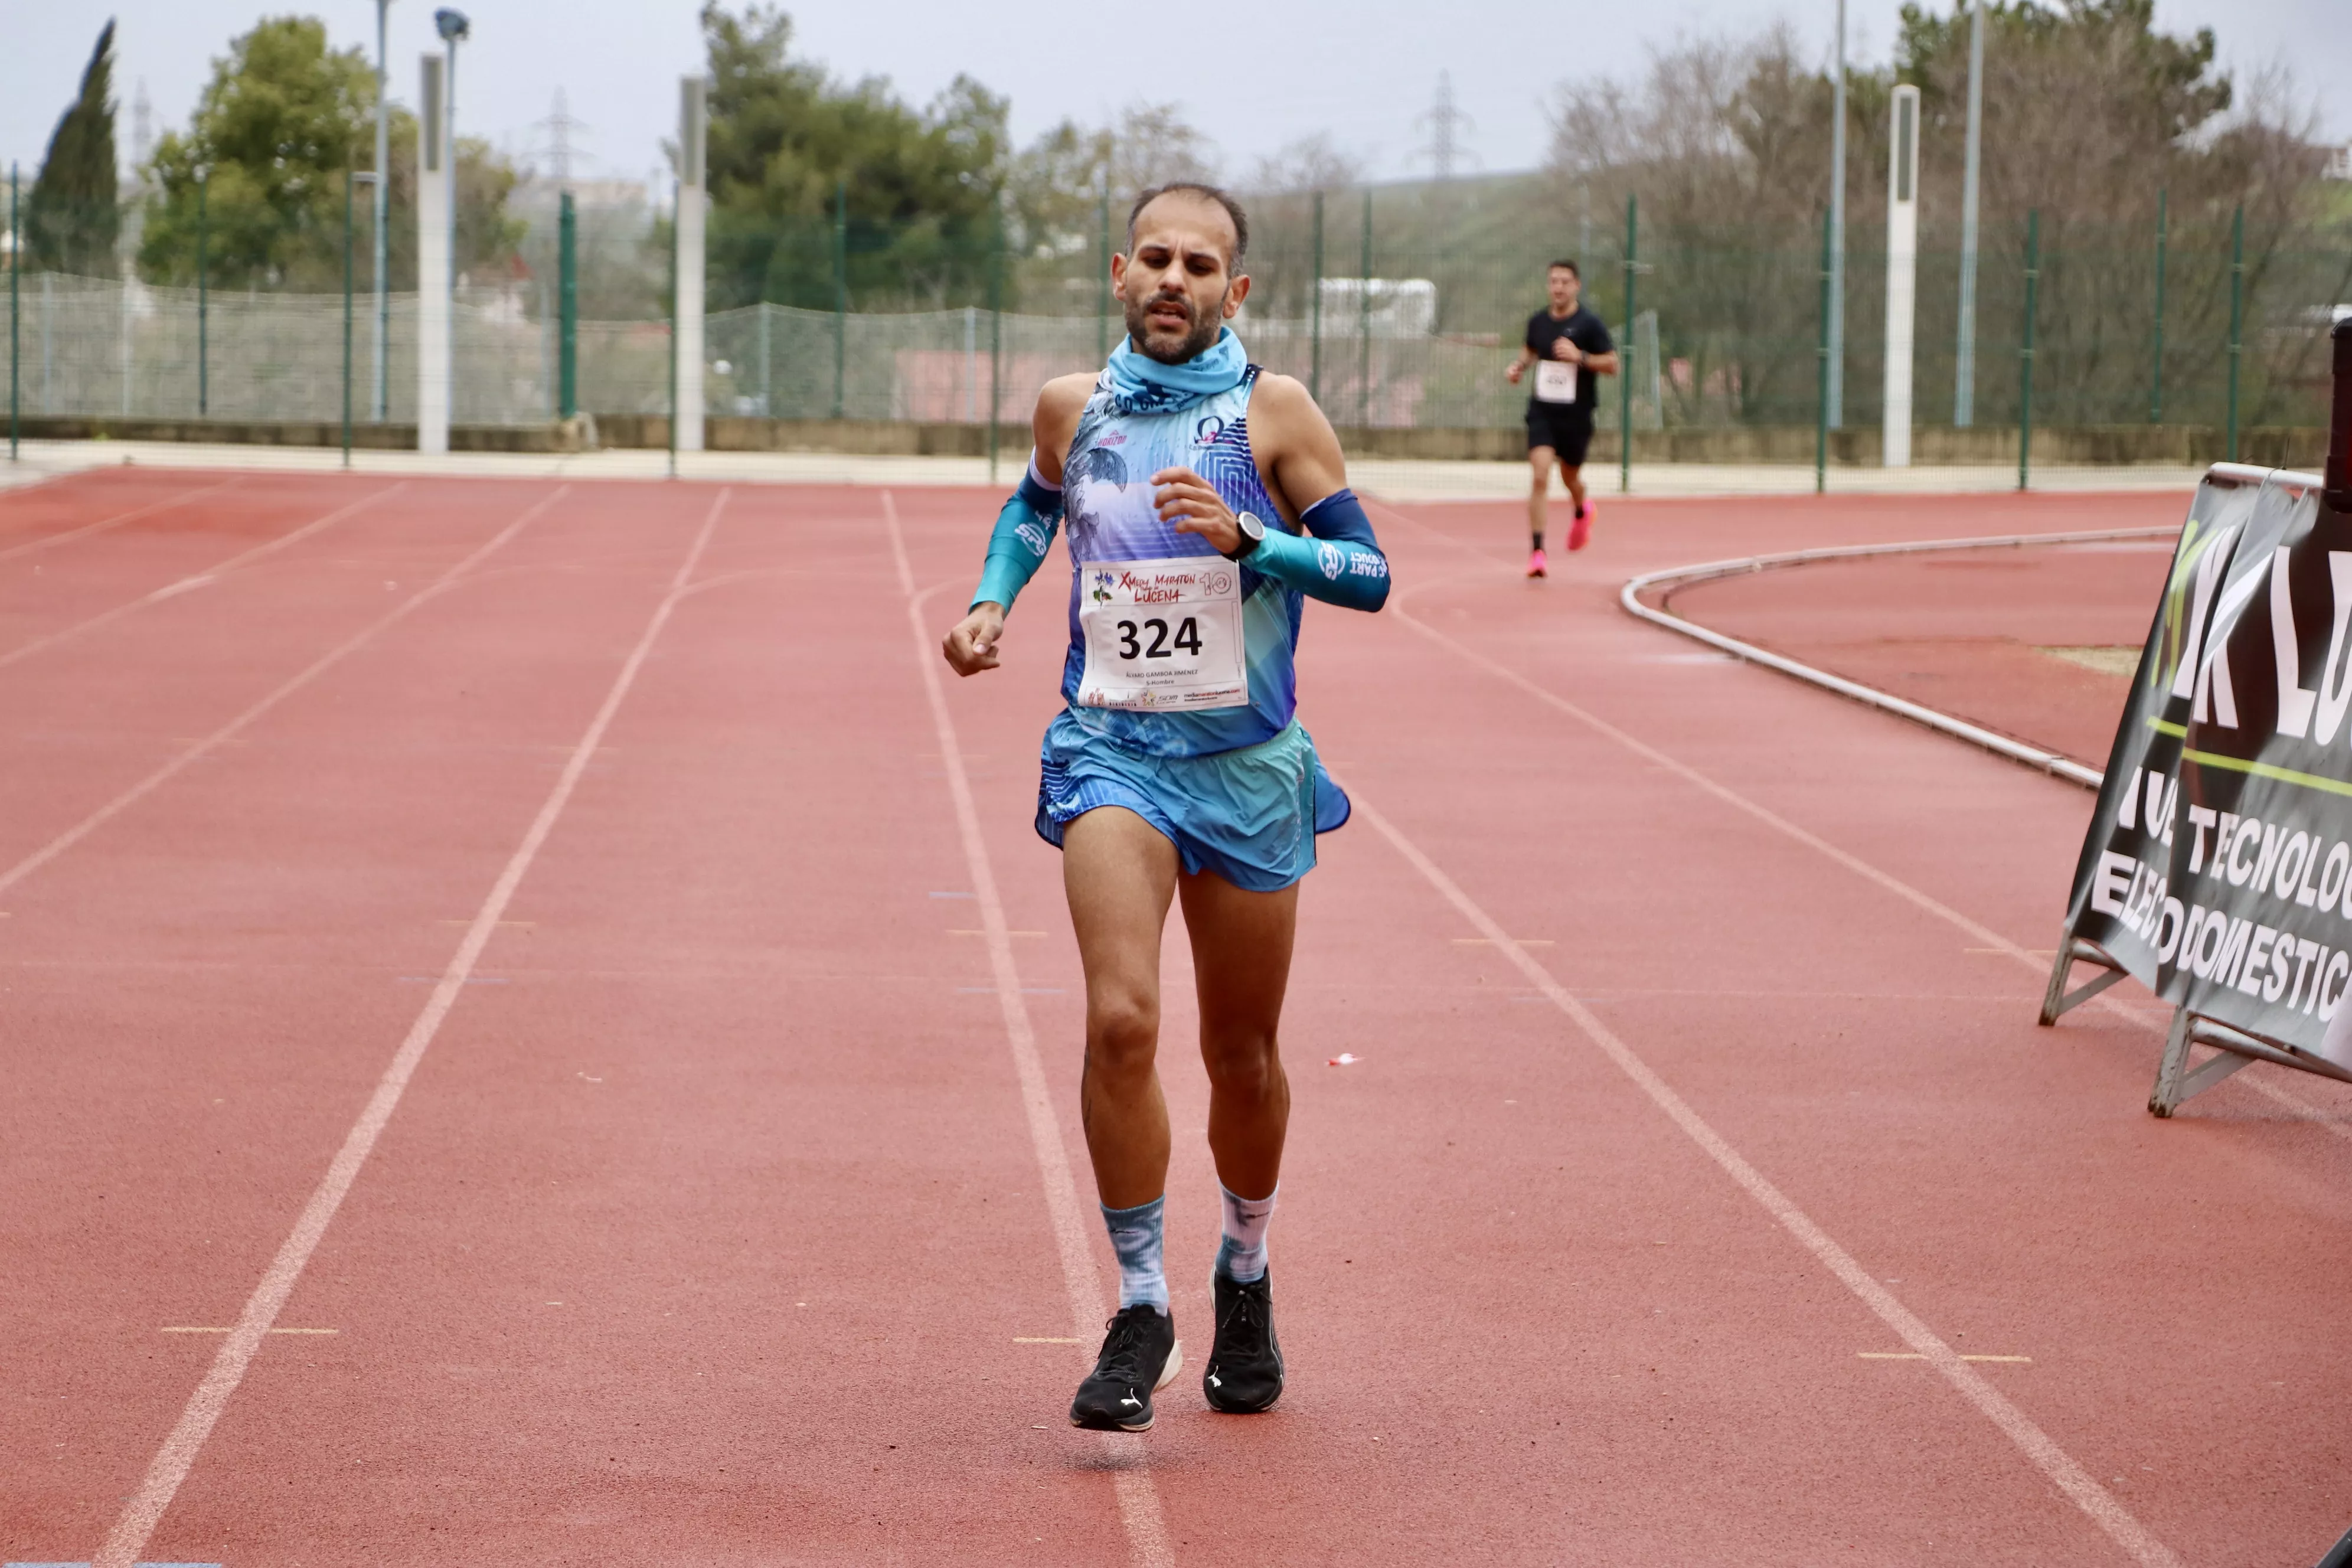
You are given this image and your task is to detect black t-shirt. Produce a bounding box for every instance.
[1524,306,1613,413]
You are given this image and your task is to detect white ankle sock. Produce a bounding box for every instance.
[1101,1196,1168,1312]
[1214,1184,1276,1283]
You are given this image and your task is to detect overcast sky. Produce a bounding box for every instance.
[3,0,2344,194]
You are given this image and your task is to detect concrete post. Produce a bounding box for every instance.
[674,77,707,453]
[416,53,450,455]
[1881,84,1920,468]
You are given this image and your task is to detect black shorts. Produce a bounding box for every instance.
[1525,402,1594,465]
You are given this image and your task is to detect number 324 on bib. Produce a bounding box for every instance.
[1076,557,1248,711]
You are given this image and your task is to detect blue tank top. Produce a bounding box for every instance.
[1057,364,1305,759]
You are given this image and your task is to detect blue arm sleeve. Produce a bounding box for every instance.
[969,456,1065,612]
[1243,488,1390,612]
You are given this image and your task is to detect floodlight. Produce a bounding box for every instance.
[434,8,469,42]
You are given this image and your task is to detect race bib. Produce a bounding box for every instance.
[1075,555,1248,712]
[1534,359,1579,404]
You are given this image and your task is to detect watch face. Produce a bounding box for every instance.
[1239,511,1264,540]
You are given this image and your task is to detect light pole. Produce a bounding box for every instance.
[373,0,391,422]
[1954,0,1984,427]
[195,162,210,418]
[433,7,468,433]
[435,8,469,298]
[416,53,449,453]
[1827,0,1847,430]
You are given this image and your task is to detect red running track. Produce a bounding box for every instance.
[2,469,2348,1567]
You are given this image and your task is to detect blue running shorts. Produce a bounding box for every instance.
[1034,711,1351,892]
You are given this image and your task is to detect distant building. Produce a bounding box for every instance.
[1310,278,1438,338]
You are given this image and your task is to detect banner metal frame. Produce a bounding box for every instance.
[2044,331,2350,1110]
[2047,316,2351,1116]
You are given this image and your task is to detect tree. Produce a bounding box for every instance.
[138,15,521,292]
[1541,5,2336,429]
[1894,0,2330,424]
[1247,135,1362,197]
[139,18,372,289]
[700,2,1008,311]
[25,20,121,277]
[1545,28,1841,424]
[1005,103,1223,295]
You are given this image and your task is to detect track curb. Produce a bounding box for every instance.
[1618,524,2187,792]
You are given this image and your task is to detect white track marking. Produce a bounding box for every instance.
[0,486,560,901]
[1378,501,2352,1139]
[880,491,1175,1568]
[1387,582,2028,956]
[1346,786,2182,1568]
[0,481,407,672]
[0,476,240,567]
[91,488,729,1568]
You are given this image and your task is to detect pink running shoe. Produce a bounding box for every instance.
[1525,546,1548,579]
[1567,501,1594,552]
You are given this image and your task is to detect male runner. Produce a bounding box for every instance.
[940,183,1390,1432]
[1505,260,1618,576]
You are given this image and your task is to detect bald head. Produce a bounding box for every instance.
[1126,182,1249,270]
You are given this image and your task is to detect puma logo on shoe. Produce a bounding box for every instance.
[1207,1373,1223,1388]
[1120,1395,1142,1407]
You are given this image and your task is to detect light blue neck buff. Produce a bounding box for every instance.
[1105,326,1248,414]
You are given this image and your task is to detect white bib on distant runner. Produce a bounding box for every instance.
[1075,556,1248,711]
[1534,360,1579,404]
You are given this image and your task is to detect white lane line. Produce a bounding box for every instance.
[1344,785,2181,1568]
[90,488,729,1568]
[0,485,560,903]
[0,477,240,567]
[1386,581,2030,957]
[1378,504,2352,1142]
[0,481,408,672]
[880,491,1174,1568]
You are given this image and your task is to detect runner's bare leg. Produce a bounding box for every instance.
[1066,806,1180,1208]
[1527,444,1556,539]
[1180,869,1298,1201]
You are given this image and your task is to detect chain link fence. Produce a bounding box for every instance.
[8,195,2347,441]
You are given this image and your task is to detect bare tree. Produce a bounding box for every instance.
[1538,4,2340,431]
[1004,102,1224,311]
[1247,134,1364,197]
[1543,27,1835,425]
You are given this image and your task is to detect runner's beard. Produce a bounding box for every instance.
[1126,287,1227,364]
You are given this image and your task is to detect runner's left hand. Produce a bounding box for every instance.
[1153,468,1241,555]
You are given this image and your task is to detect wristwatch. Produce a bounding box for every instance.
[1227,511,1265,561]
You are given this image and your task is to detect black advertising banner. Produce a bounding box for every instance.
[2063,466,2352,1066]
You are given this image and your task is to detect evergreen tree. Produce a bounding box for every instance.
[699,3,1007,311]
[27,19,122,277]
[138,17,521,292]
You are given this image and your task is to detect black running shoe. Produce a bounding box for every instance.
[1203,1270,1283,1413]
[1070,1305,1181,1432]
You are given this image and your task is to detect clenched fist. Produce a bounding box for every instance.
[943,601,1007,676]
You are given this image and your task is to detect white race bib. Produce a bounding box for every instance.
[1075,556,1248,712]
[1534,359,1579,405]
